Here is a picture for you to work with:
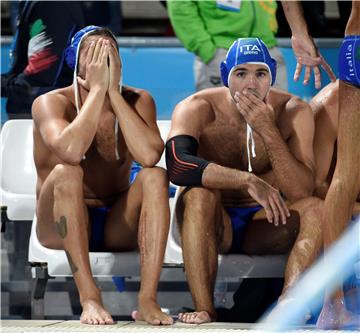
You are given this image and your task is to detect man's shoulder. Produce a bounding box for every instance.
[269,87,311,116]
[174,90,215,120]
[178,87,227,114]
[32,87,73,121]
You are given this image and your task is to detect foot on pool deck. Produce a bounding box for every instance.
[131,298,173,325]
[317,299,360,329]
[178,310,216,324]
[80,299,115,325]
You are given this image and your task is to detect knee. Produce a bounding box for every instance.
[183,187,220,209]
[52,164,83,194]
[138,166,169,188]
[290,196,323,230]
[256,213,300,254]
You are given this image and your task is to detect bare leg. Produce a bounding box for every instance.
[265,197,323,324]
[176,187,232,324]
[317,81,360,329]
[282,197,323,296]
[36,164,113,325]
[104,167,173,325]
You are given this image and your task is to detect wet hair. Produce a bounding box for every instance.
[79,27,118,53]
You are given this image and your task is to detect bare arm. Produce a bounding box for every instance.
[109,90,164,167]
[281,1,336,88]
[32,39,109,164]
[107,45,163,167]
[265,102,315,202]
[168,97,290,225]
[235,92,315,203]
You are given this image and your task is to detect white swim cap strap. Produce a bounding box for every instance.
[246,124,256,172]
[114,119,120,160]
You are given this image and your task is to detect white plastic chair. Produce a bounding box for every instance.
[0,120,37,221]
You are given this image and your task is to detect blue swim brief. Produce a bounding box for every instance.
[88,206,110,251]
[225,205,263,253]
[88,161,141,251]
[339,35,360,87]
[88,161,176,251]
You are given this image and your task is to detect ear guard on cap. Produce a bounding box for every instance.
[65,25,101,70]
[220,61,230,87]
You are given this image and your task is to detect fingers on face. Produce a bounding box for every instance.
[86,41,95,64]
[92,38,103,63]
[99,40,110,64]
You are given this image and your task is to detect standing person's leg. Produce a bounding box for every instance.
[269,47,288,91]
[176,187,232,324]
[317,81,360,329]
[36,164,113,325]
[194,49,227,91]
[104,167,173,325]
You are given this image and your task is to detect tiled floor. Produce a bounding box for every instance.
[2,320,356,333]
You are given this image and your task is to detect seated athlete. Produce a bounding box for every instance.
[165,37,323,324]
[32,26,173,326]
[311,79,360,328]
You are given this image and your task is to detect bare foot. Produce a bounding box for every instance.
[80,299,114,325]
[317,299,360,329]
[132,299,173,325]
[178,311,214,324]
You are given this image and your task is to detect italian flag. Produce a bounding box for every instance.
[24,18,58,75]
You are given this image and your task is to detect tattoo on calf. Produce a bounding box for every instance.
[55,216,67,239]
[65,250,78,274]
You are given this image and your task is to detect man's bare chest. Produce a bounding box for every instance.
[87,112,128,165]
[200,122,271,173]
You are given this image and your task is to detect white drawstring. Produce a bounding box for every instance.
[246,124,256,172]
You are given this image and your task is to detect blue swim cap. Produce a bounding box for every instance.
[220,38,277,87]
[65,25,101,70]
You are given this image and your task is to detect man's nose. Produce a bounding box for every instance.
[246,74,257,88]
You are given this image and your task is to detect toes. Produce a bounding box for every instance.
[194,311,211,324]
[181,312,195,323]
[132,310,140,321]
[101,312,114,325]
[161,316,174,325]
[151,318,161,325]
